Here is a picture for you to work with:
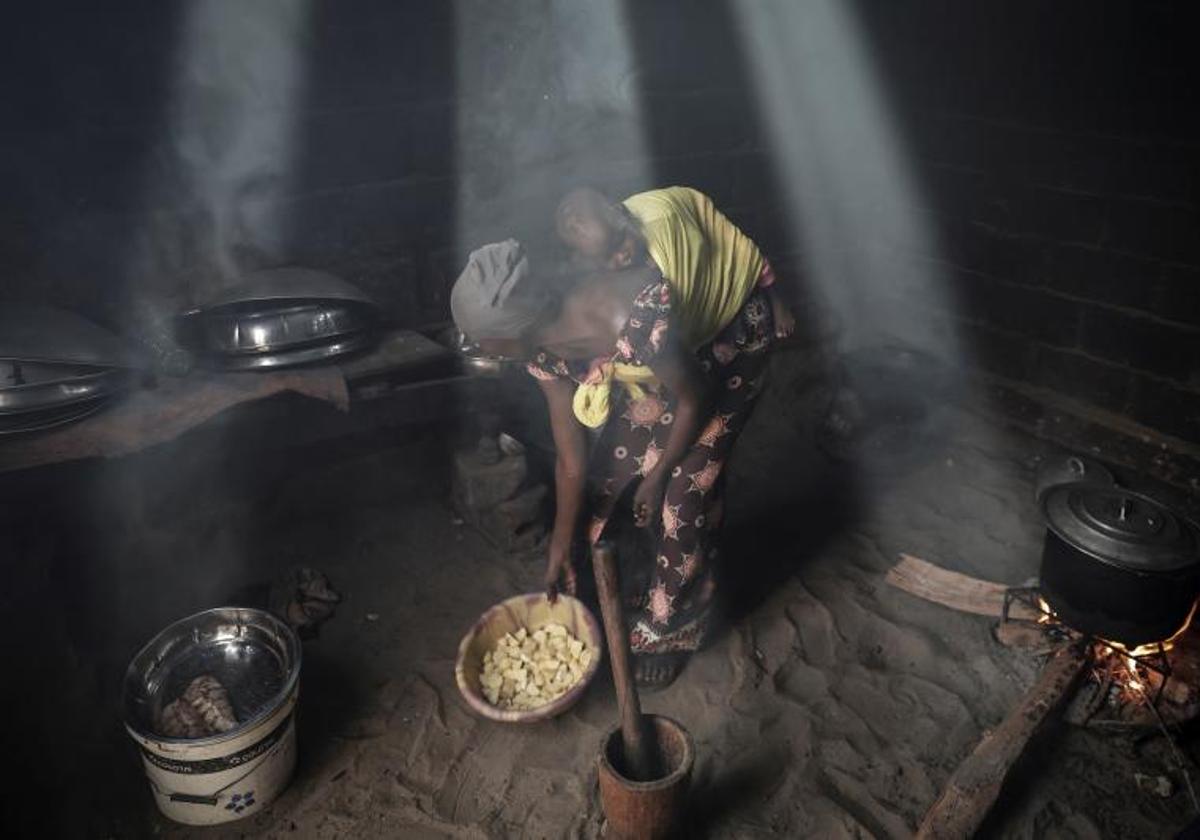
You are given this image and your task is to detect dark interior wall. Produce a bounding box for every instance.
[1,4,181,318]
[1,1,1196,440]
[0,2,458,327]
[857,1,1199,443]
[0,2,777,325]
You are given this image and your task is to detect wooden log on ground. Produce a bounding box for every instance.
[916,643,1090,840]
[885,553,1041,622]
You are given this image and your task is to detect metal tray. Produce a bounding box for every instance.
[0,395,111,436]
[0,367,128,414]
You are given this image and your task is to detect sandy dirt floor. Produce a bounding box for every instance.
[4,349,1197,838]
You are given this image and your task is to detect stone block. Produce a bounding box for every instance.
[942,224,1042,282]
[1012,186,1109,245]
[1080,306,1199,386]
[959,321,1037,382]
[1035,244,1159,310]
[1106,200,1200,265]
[452,444,528,515]
[475,485,548,553]
[958,276,1083,348]
[1031,345,1136,416]
[1154,263,1200,328]
[490,484,547,530]
[642,89,759,158]
[1128,378,1200,444]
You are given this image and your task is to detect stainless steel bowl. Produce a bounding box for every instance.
[437,327,522,378]
[122,607,301,745]
[218,332,376,371]
[197,303,366,356]
[184,267,377,312]
[178,268,380,370]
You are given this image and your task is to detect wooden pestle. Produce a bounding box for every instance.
[592,540,657,782]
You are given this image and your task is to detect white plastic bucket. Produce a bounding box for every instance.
[122,607,301,825]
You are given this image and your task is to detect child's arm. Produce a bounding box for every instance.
[757,259,795,339]
[765,283,796,339]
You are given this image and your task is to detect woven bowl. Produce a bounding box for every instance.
[455,592,604,723]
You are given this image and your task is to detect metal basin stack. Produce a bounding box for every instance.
[0,305,142,435]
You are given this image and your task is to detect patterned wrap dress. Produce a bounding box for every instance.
[527,277,775,655]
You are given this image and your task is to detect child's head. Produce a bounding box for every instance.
[555,187,644,271]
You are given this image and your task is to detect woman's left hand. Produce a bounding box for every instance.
[632,471,667,528]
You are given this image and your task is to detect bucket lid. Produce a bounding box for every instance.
[1042,483,1199,572]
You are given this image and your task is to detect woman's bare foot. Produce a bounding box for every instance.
[633,653,686,690]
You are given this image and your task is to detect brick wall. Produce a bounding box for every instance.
[861,0,1200,445]
[0,2,783,326]
[1,1,1196,443]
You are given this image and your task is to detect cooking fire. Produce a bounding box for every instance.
[1026,593,1199,718]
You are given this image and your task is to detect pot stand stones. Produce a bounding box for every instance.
[452,433,547,553]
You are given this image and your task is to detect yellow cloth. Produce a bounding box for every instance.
[572,362,658,428]
[623,186,764,349]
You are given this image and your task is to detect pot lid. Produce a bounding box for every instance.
[1042,483,1199,572]
[0,305,145,369]
[181,267,377,316]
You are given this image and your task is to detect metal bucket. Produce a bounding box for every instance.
[122,608,301,825]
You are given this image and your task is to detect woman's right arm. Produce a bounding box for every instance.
[539,376,588,600]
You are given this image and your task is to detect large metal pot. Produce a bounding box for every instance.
[1039,483,1200,647]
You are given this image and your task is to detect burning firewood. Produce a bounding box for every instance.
[1065,631,1200,730]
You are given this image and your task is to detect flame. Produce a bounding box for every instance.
[1036,597,1054,624]
[1100,598,1196,660]
[1090,645,1155,703]
[1033,593,1197,707]
[1123,656,1145,694]
[1090,599,1197,704]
